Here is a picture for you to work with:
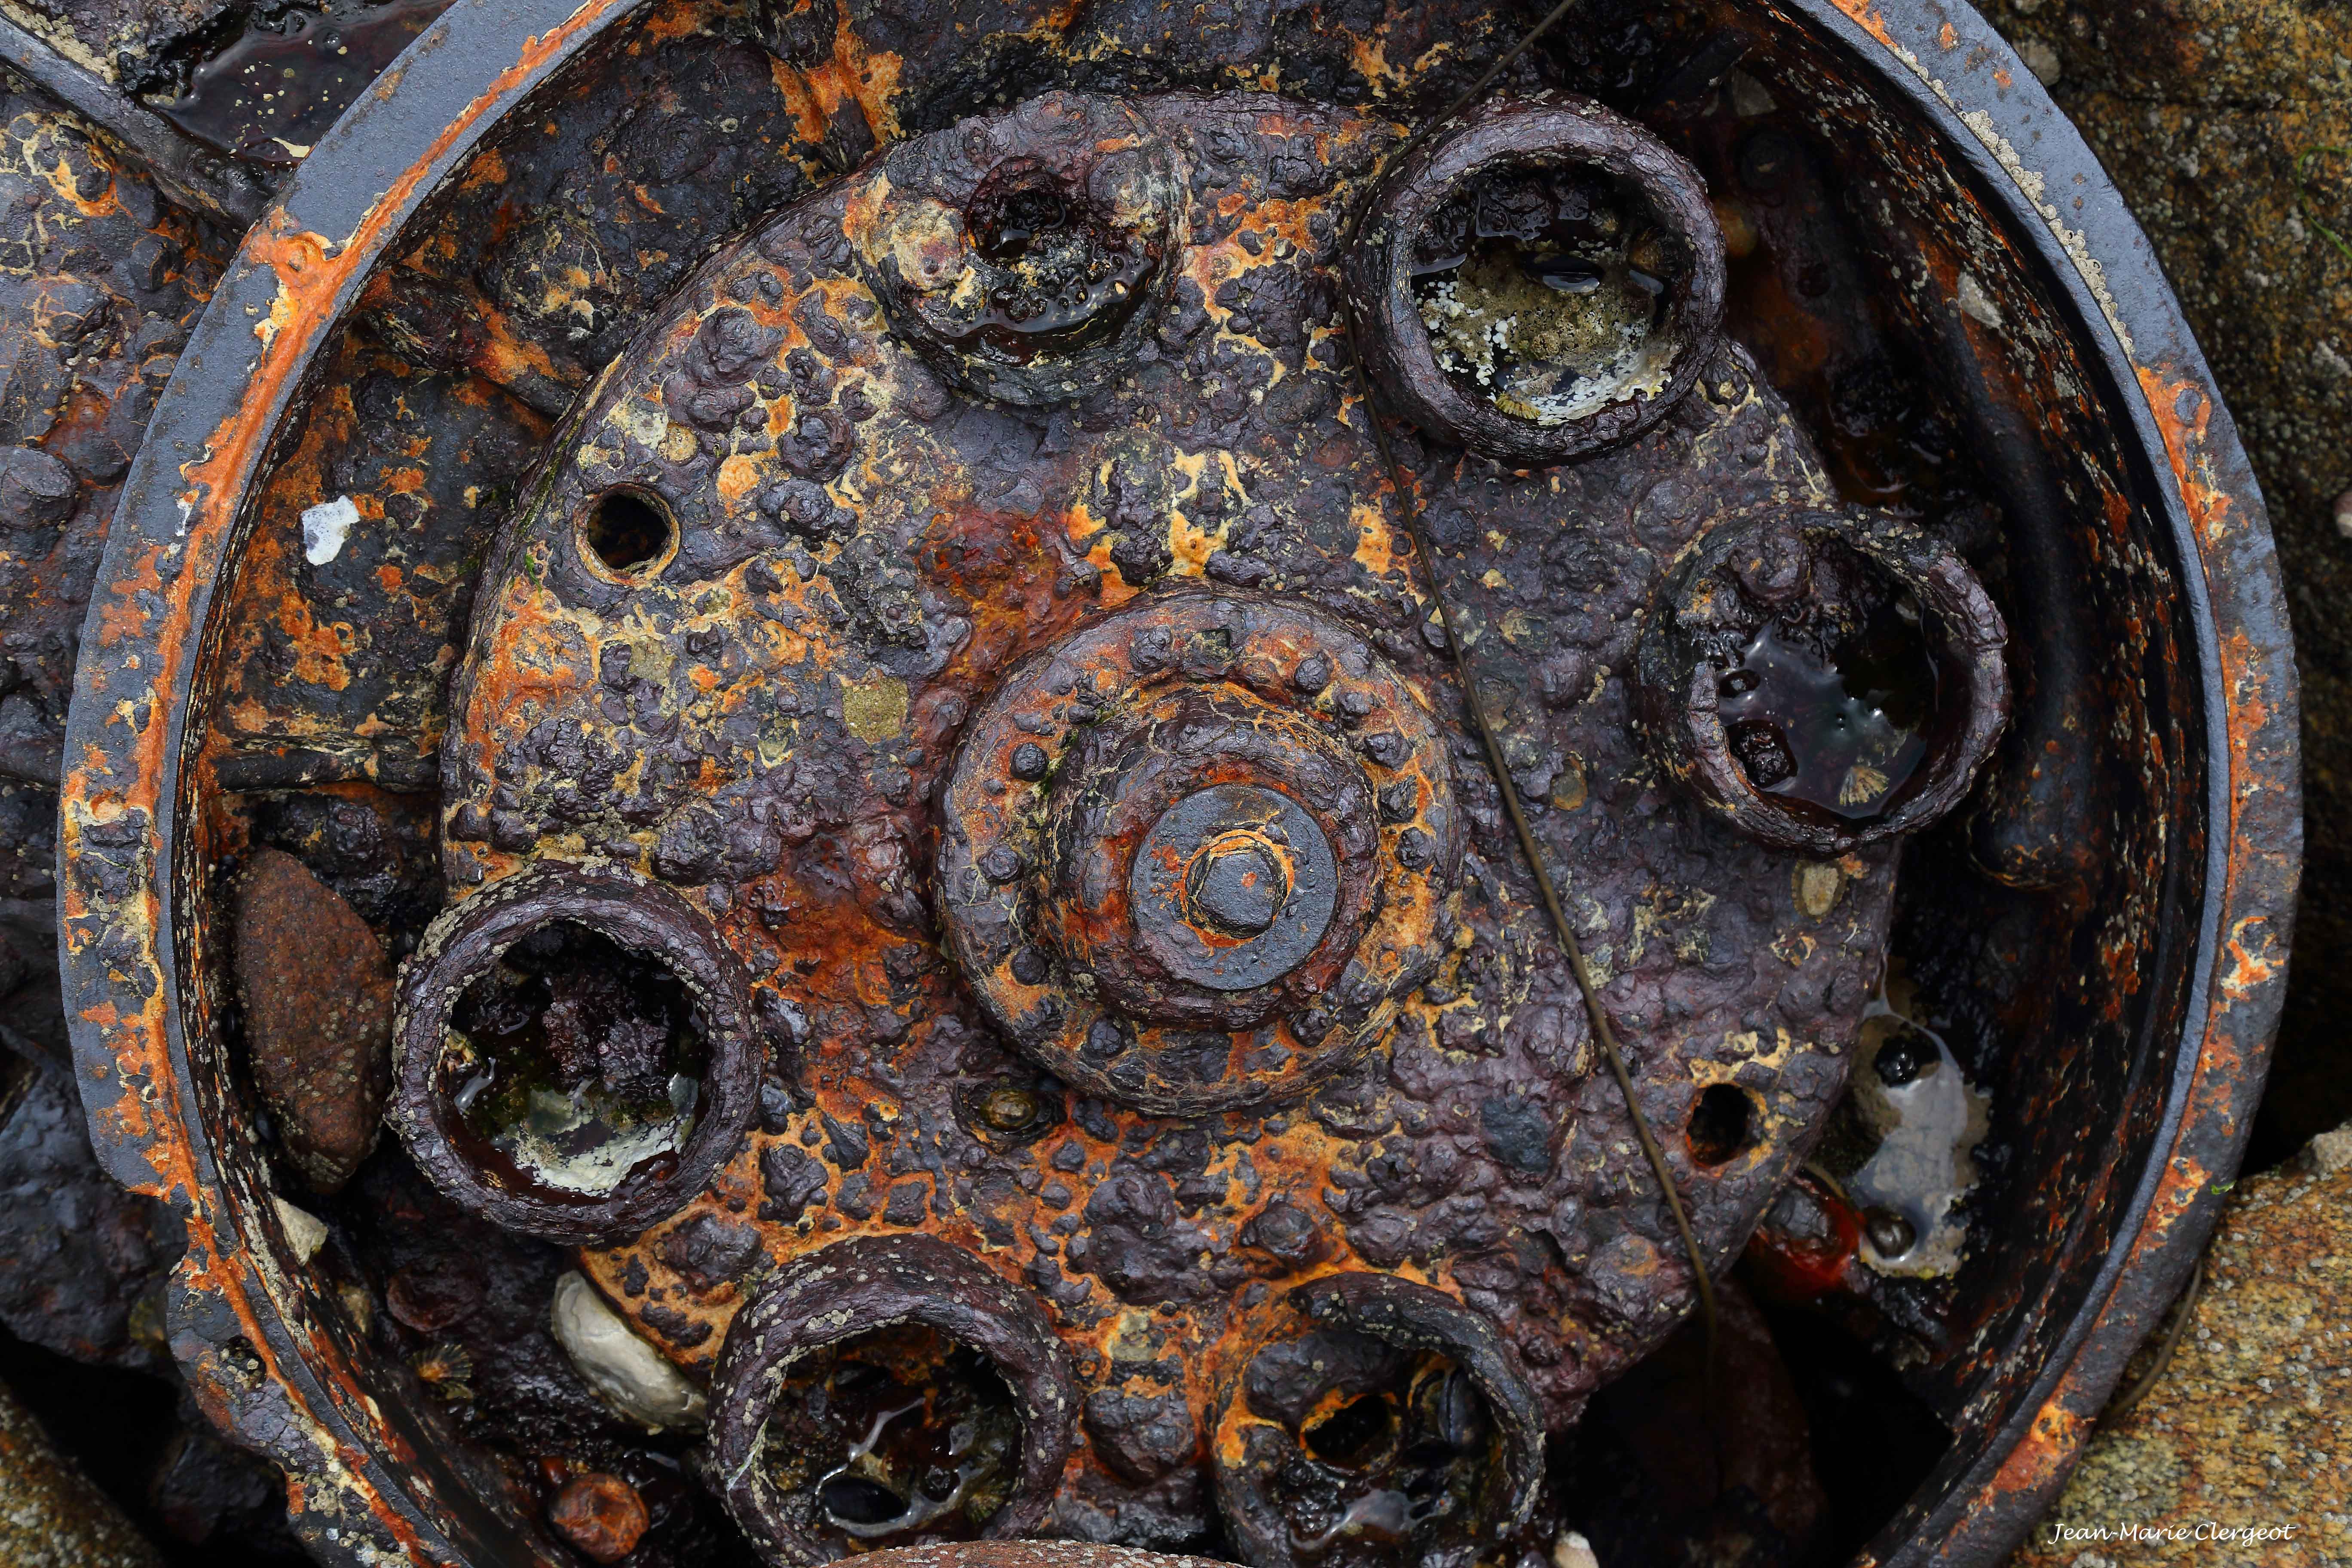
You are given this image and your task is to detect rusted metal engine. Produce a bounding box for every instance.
[0,0,2299,1565]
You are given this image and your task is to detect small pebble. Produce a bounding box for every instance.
[232,847,394,1193]
[549,1472,649,1563]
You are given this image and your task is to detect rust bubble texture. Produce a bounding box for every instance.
[440,76,1922,1554]
[937,588,1463,1114]
[0,71,223,890]
[49,0,2298,1565]
[55,3,690,1562]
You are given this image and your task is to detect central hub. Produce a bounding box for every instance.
[1184,832,1288,937]
[1131,784,1337,992]
[937,590,1461,1113]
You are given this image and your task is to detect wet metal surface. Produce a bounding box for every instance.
[12,0,2302,1564]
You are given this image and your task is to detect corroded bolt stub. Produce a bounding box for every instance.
[389,860,761,1244]
[939,587,1462,1115]
[1344,93,1728,467]
[1633,506,2010,855]
[851,91,1184,407]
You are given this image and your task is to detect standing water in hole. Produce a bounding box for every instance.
[1715,594,1938,819]
[1276,1351,1501,1568]
[1412,165,1678,424]
[441,923,704,1199]
[756,1326,1021,1543]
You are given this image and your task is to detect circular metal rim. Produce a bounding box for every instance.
[51,1,2298,1564]
[706,1234,1080,1564]
[1343,92,1729,467]
[56,2,668,1561]
[1636,505,2012,856]
[1209,1274,1548,1568]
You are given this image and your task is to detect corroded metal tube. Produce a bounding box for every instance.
[389,860,761,1244]
[707,1235,1080,1565]
[1210,1274,1548,1568]
[1632,506,2010,854]
[1344,94,1727,466]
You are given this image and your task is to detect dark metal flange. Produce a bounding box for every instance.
[937,587,1461,1114]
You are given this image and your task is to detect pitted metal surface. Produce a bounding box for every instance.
[380,77,2009,1562]
[10,0,2298,1564]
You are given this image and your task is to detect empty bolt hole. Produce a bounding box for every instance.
[1685,1084,1756,1166]
[579,487,675,578]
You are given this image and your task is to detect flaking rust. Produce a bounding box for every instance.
[395,79,2005,1563]
[19,0,2298,1565]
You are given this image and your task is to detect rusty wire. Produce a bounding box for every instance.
[1335,0,1721,1390]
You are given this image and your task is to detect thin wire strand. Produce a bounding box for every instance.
[1332,0,1719,1391]
[2103,1256,2204,1427]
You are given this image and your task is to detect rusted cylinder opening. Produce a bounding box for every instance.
[1345,93,1727,466]
[388,861,761,1244]
[1632,507,2010,854]
[707,1235,1079,1565]
[855,91,1182,406]
[1211,1275,1546,1568]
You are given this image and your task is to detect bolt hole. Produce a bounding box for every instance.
[759,1326,1022,1543]
[1685,1084,1756,1166]
[441,922,707,1200]
[579,487,675,579]
[1303,1393,1398,1471]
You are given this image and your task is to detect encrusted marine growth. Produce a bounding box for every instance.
[375,82,2006,1568]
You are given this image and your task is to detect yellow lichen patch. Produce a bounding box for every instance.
[1550,756,1588,811]
[841,674,909,741]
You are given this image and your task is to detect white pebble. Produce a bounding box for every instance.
[273,1197,328,1263]
[550,1271,707,1431]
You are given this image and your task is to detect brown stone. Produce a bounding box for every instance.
[230,846,393,1193]
[2008,1124,2352,1565]
[548,1472,650,1564]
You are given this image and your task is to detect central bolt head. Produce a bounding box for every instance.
[1181,832,1289,937]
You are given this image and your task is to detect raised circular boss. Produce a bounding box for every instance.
[938,588,1461,1115]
